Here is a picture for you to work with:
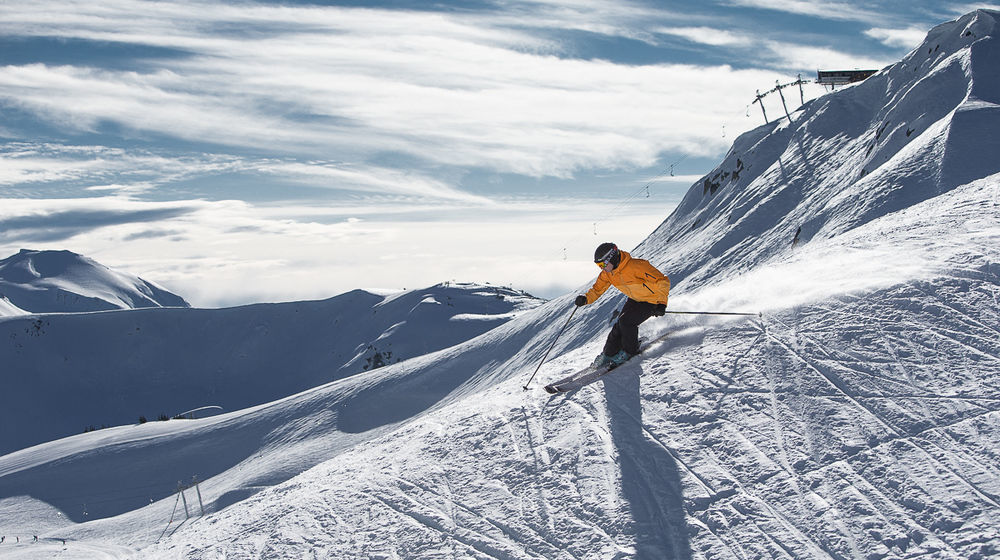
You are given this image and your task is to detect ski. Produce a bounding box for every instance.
[543,359,631,393]
[543,329,673,394]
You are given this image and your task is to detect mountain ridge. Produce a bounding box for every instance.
[0,248,189,315]
[0,280,543,456]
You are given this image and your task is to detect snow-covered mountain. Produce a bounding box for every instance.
[642,7,1000,291]
[0,249,189,314]
[0,281,543,455]
[0,295,27,317]
[1,9,999,560]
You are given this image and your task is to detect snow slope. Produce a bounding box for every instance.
[645,8,1000,292]
[0,281,543,455]
[2,9,999,560]
[0,249,189,314]
[0,296,27,317]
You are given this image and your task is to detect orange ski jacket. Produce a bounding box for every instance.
[584,250,670,306]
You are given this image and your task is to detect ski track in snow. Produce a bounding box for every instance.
[140,262,997,558]
[8,216,1000,560]
[5,251,1000,559]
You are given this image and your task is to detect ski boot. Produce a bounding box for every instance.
[606,350,635,369]
[592,353,612,368]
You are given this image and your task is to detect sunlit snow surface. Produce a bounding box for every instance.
[120,173,1000,560]
[0,249,189,314]
[2,9,1000,560]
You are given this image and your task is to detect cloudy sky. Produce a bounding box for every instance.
[0,0,987,306]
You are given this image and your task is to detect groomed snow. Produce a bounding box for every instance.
[124,173,1000,560]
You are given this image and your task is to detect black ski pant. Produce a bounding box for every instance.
[603,298,657,357]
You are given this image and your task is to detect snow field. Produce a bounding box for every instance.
[131,173,1000,559]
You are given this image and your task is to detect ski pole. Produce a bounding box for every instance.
[523,305,578,390]
[662,310,761,317]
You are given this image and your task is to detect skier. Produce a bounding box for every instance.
[575,242,670,368]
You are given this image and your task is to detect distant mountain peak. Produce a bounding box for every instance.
[0,249,189,314]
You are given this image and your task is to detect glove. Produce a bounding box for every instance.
[653,304,666,316]
[575,295,588,307]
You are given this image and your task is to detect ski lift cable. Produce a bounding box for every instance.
[549,90,761,263]
[554,78,821,263]
[592,154,689,234]
[552,156,687,262]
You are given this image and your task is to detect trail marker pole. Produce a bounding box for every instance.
[178,482,190,520]
[193,476,205,517]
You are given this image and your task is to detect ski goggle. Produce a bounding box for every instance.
[595,246,618,269]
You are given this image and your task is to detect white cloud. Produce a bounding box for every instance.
[651,24,897,76]
[0,1,778,179]
[720,0,883,22]
[763,40,893,72]
[0,142,492,202]
[254,162,494,204]
[864,26,930,49]
[3,55,743,177]
[0,1,907,188]
[0,143,222,191]
[946,4,1000,17]
[656,26,752,47]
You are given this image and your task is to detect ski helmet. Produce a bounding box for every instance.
[594,242,620,269]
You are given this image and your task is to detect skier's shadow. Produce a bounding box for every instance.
[602,370,692,559]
